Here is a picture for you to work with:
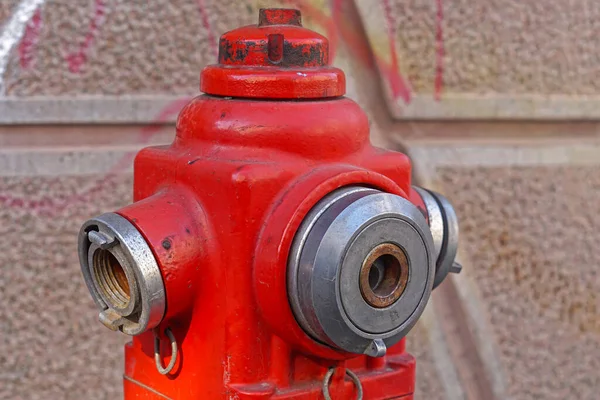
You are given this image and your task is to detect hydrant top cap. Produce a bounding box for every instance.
[258,8,302,27]
[200,8,346,99]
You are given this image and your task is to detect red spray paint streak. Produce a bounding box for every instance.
[197,0,218,58]
[382,0,411,104]
[0,97,191,216]
[434,0,444,101]
[18,8,43,69]
[65,0,107,73]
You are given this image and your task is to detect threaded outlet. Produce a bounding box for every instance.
[92,249,131,309]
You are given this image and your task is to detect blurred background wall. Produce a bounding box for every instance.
[1,1,599,399]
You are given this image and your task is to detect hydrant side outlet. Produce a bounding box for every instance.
[77,8,460,399]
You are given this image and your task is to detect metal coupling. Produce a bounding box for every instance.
[412,187,460,288]
[78,213,166,335]
[288,186,435,357]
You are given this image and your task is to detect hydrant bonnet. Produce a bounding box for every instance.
[200,8,346,99]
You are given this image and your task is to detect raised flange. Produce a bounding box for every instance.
[78,213,165,335]
[287,186,435,356]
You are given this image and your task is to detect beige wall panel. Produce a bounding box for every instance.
[1,0,391,128]
[407,322,446,400]
[5,0,253,95]
[3,0,363,96]
[439,165,600,399]
[0,173,132,400]
[356,0,600,119]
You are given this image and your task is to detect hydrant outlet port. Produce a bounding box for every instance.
[288,186,435,357]
[78,213,166,335]
[359,243,409,309]
[92,248,132,309]
[411,187,460,289]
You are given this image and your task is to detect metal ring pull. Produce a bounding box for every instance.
[322,367,363,400]
[154,327,178,375]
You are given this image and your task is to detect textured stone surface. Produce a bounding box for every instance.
[439,165,600,400]
[7,0,600,96]
[407,321,445,400]
[5,0,241,95]
[0,1,20,24]
[357,0,600,95]
[442,0,600,95]
[3,0,600,120]
[3,0,350,96]
[0,174,132,400]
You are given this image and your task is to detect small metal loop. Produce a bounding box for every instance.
[154,327,178,375]
[322,367,363,400]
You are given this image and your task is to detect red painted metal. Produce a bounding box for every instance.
[201,8,344,99]
[118,9,417,399]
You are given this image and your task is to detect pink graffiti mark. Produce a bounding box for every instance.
[65,0,107,73]
[434,0,444,101]
[0,98,191,217]
[382,0,411,104]
[197,0,218,58]
[19,8,43,69]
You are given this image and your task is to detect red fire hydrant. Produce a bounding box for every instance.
[78,9,459,399]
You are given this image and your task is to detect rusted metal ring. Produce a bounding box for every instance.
[322,367,363,400]
[154,328,178,375]
[359,243,410,308]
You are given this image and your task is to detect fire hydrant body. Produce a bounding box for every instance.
[78,9,459,399]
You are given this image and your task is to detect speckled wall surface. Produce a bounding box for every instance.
[355,0,600,118]
[438,165,600,400]
[0,174,132,400]
[3,0,599,119]
[2,0,350,96]
[357,0,600,96]
[4,0,251,95]
[5,0,599,96]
